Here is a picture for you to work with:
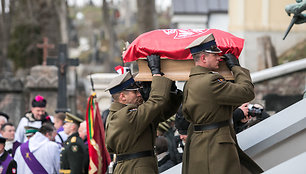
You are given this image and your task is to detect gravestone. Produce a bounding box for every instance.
[47,44,79,113]
[25,65,58,116]
[36,37,55,66]
[0,75,24,126]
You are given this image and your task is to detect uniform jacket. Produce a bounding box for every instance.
[0,151,17,174]
[182,66,263,174]
[60,132,86,174]
[105,76,182,174]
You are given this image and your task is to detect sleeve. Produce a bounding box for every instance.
[6,159,17,174]
[15,118,27,143]
[52,144,61,174]
[211,67,255,105]
[67,143,85,174]
[125,76,173,134]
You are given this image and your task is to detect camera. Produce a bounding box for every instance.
[248,104,263,117]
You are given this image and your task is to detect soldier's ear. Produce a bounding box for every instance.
[119,92,127,102]
[200,53,206,63]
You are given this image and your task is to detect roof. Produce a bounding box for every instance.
[172,0,228,15]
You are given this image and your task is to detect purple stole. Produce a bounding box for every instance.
[20,141,48,174]
[1,152,12,174]
[57,126,64,133]
[12,141,21,157]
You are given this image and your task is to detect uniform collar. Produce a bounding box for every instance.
[189,66,213,77]
[109,102,127,112]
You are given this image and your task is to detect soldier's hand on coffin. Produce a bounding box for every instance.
[147,54,163,75]
[222,53,240,70]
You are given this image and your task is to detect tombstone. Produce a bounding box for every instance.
[25,65,58,116]
[0,75,24,126]
[47,44,79,113]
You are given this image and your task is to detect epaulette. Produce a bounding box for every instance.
[70,136,76,143]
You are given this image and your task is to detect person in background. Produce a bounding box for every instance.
[14,123,59,174]
[54,112,68,145]
[233,103,252,134]
[78,121,89,174]
[60,113,86,174]
[24,126,39,140]
[1,123,21,157]
[155,136,175,173]
[0,136,17,174]
[0,113,9,136]
[15,95,50,143]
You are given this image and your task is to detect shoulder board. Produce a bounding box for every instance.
[70,136,77,143]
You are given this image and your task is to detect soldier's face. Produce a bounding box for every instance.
[31,107,46,120]
[203,53,220,70]
[63,122,73,135]
[122,90,143,106]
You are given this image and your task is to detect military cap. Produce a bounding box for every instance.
[0,136,6,144]
[24,126,39,137]
[65,112,83,125]
[32,95,47,107]
[185,33,222,54]
[105,71,139,94]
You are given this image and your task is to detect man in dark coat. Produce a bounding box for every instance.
[0,137,17,174]
[182,33,263,174]
[105,55,182,174]
[60,113,86,174]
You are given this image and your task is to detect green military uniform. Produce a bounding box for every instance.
[60,113,86,174]
[182,65,263,174]
[105,76,181,174]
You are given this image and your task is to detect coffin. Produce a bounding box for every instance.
[134,59,234,81]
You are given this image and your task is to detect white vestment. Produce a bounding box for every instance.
[15,117,42,143]
[14,132,60,174]
[55,131,68,145]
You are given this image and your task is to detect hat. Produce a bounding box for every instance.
[0,112,9,120]
[65,112,83,125]
[0,137,6,144]
[24,126,39,137]
[185,33,222,54]
[105,72,138,94]
[175,106,190,135]
[32,95,47,107]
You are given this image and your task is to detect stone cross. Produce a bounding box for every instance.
[47,44,79,113]
[37,37,55,65]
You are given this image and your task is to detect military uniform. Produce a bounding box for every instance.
[60,113,86,174]
[105,75,181,174]
[182,66,263,174]
[182,33,263,174]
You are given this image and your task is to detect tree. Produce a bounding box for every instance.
[137,0,157,34]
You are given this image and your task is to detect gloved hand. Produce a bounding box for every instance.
[222,53,240,70]
[147,54,163,75]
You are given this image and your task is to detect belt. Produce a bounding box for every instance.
[116,150,155,162]
[194,120,230,131]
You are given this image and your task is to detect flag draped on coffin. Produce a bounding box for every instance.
[122,29,244,63]
[86,93,111,174]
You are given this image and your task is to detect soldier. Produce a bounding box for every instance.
[60,113,86,174]
[105,55,182,174]
[182,34,263,174]
[0,137,17,174]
